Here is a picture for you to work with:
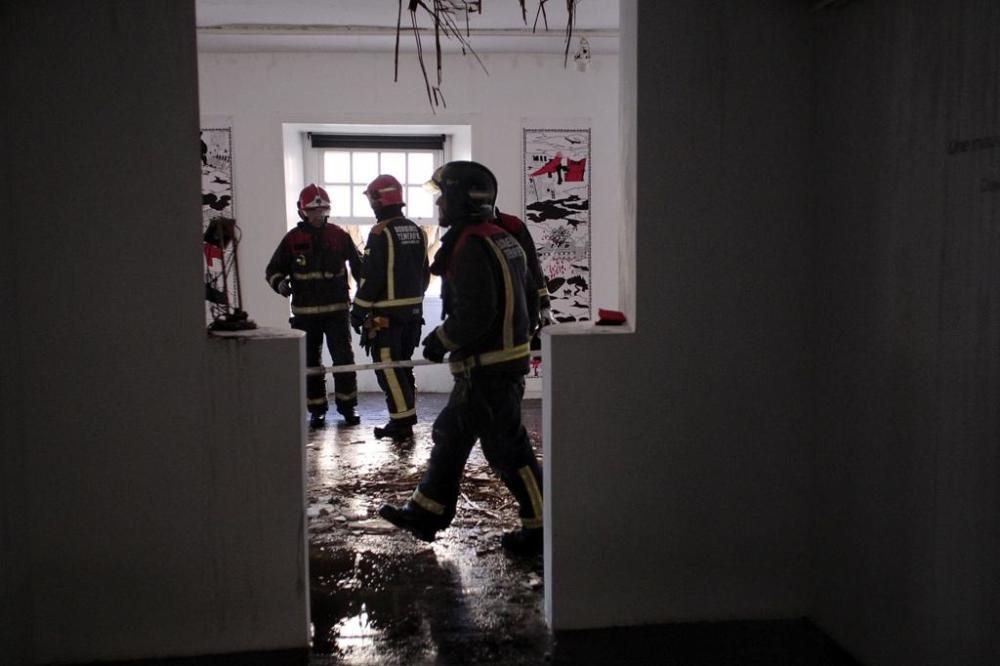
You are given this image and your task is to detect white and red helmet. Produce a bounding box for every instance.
[363,174,405,210]
[297,184,331,214]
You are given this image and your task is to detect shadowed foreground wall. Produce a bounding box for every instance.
[545,0,813,629]
[2,2,308,662]
[811,2,1000,664]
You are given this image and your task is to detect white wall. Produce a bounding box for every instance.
[2,2,308,662]
[197,49,620,392]
[545,0,813,629]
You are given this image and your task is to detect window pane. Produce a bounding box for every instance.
[327,185,351,217]
[352,152,379,184]
[352,185,371,217]
[407,153,435,184]
[324,151,351,182]
[379,152,406,180]
[407,186,434,219]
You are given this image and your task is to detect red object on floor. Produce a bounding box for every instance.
[596,308,626,326]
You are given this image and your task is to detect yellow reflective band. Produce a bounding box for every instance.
[448,343,531,373]
[267,272,286,288]
[537,287,549,296]
[411,489,446,515]
[522,517,544,529]
[436,326,459,351]
[292,271,342,280]
[390,408,417,420]
[518,466,544,523]
[353,297,374,308]
[485,238,515,349]
[333,392,357,401]
[365,295,424,308]
[386,228,396,301]
[291,303,349,315]
[307,397,327,406]
[380,348,409,415]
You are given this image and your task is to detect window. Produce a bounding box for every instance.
[304,133,447,296]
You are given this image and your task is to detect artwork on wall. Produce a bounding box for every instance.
[523,128,591,325]
[201,127,234,228]
[200,126,254,330]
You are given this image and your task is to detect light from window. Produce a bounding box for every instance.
[316,144,444,297]
[324,152,350,182]
[321,148,439,220]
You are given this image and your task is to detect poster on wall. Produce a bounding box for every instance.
[201,127,234,228]
[201,127,235,325]
[523,128,591,326]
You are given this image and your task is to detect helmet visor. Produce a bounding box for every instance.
[423,166,444,195]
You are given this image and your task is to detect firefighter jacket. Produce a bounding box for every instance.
[265,221,362,317]
[353,216,430,322]
[496,210,550,312]
[429,220,539,375]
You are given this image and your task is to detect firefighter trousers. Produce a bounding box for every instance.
[291,311,357,415]
[372,319,422,425]
[411,372,543,531]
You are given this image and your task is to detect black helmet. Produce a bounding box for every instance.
[425,160,497,225]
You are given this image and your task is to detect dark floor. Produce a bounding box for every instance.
[306,392,548,665]
[111,393,862,666]
[302,393,861,666]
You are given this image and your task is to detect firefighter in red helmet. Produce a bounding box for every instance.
[266,184,362,428]
[378,161,544,556]
[350,174,430,443]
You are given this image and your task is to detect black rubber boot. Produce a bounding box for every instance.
[373,422,414,443]
[501,528,543,557]
[337,405,361,425]
[378,503,442,542]
[308,412,326,429]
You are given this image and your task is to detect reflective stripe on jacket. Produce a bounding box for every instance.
[353,216,429,322]
[265,221,361,317]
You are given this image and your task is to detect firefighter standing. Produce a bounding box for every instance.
[350,174,430,443]
[266,184,362,428]
[379,161,545,557]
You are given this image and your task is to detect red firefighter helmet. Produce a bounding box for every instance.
[363,174,405,209]
[297,184,331,213]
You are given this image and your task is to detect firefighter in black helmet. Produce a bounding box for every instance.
[378,161,545,556]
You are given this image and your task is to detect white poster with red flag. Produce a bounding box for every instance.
[201,125,235,323]
[522,128,591,328]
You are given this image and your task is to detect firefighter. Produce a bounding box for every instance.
[350,174,430,443]
[494,206,553,346]
[266,184,362,428]
[379,161,544,557]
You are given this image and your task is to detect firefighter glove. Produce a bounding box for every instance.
[540,306,554,327]
[421,330,447,363]
[350,308,367,335]
[277,279,292,297]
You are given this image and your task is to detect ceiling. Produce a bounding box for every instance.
[195,0,620,55]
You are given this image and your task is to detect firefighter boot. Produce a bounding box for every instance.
[378,502,443,543]
[501,527,543,557]
[309,412,326,429]
[373,421,414,443]
[337,405,361,425]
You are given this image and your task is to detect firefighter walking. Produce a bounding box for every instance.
[266,184,362,428]
[351,174,430,443]
[379,161,545,557]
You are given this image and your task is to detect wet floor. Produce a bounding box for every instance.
[306,393,550,665]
